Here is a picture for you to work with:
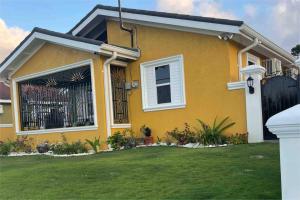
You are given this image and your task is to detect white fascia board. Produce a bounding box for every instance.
[72,8,240,36]
[0,32,140,79]
[34,32,100,52]
[0,32,101,78]
[0,35,35,75]
[240,24,295,63]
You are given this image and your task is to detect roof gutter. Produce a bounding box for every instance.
[240,24,295,63]
[100,43,140,60]
[238,38,261,80]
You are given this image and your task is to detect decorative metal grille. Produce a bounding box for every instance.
[19,66,94,131]
[110,65,129,124]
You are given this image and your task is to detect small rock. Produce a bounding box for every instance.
[250,155,264,159]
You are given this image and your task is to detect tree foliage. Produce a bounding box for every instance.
[291,44,300,57]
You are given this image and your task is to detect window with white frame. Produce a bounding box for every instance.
[140,55,186,111]
[17,65,96,131]
[247,53,260,66]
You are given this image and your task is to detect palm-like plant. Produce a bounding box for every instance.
[85,137,101,153]
[196,117,235,145]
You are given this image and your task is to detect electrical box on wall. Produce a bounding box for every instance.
[0,105,4,114]
[131,80,139,88]
[125,82,132,90]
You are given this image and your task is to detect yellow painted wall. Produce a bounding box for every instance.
[228,41,267,82]
[10,43,108,147]
[0,103,14,141]
[0,103,12,124]
[0,127,15,141]
[107,21,247,139]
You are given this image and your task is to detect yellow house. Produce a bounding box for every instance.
[0,5,298,147]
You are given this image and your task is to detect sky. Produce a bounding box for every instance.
[0,0,299,62]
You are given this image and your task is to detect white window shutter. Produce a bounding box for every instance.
[170,61,184,105]
[144,66,157,107]
[140,55,186,111]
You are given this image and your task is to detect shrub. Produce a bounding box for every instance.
[196,117,235,145]
[123,129,137,149]
[49,135,87,155]
[166,123,196,145]
[227,133,248,144]
[164,134,175,146]
[86,137,101,153]
[107,129,138,150]
[11,136,33,153]
[107,132,126,150]
[0,141,13,155]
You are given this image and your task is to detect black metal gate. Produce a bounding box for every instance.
[110,65,129,124]
[261,75,300,140]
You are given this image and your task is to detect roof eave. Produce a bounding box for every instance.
[0,29,140,81]
[239,24,295,63]
[71,7,242,36]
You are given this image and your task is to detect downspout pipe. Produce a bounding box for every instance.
[118,0,134,48]
[103,52,118,145]
[238,38,260,80]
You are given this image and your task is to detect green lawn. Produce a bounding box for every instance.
[0,143,280,199]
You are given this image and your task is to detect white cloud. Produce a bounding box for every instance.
[156,0,299,51]
[156,0,236,19]
[195,0,236,19]
[256,0,300,51]
[244,4,257,18]
[157,0,194,14]
[0,18,29,63]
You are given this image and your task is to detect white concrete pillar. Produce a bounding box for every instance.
[266,105,300,200]
[240,65,266,143]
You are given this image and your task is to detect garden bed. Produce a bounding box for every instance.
[1,143,229,157]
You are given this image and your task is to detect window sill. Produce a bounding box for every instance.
[16,125,98,135]
[143,104,186,112]
[111,124,132,129]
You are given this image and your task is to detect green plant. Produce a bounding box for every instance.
[227,133,248,144]
[196,117,235,145]
[167,123,196,145]
[140,125,152,137]
[0,141,13,155]
[86,137,101,153]
[107,132,126,150]
[49,135,88,155]
[156,136,162,144]
[107,129,138,150]
[11,135,33,153]
[123,129,137,149]
[164,135,173,146]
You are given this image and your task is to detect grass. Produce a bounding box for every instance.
[0,143,280,199]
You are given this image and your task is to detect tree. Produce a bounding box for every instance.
[291,44,300,57]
